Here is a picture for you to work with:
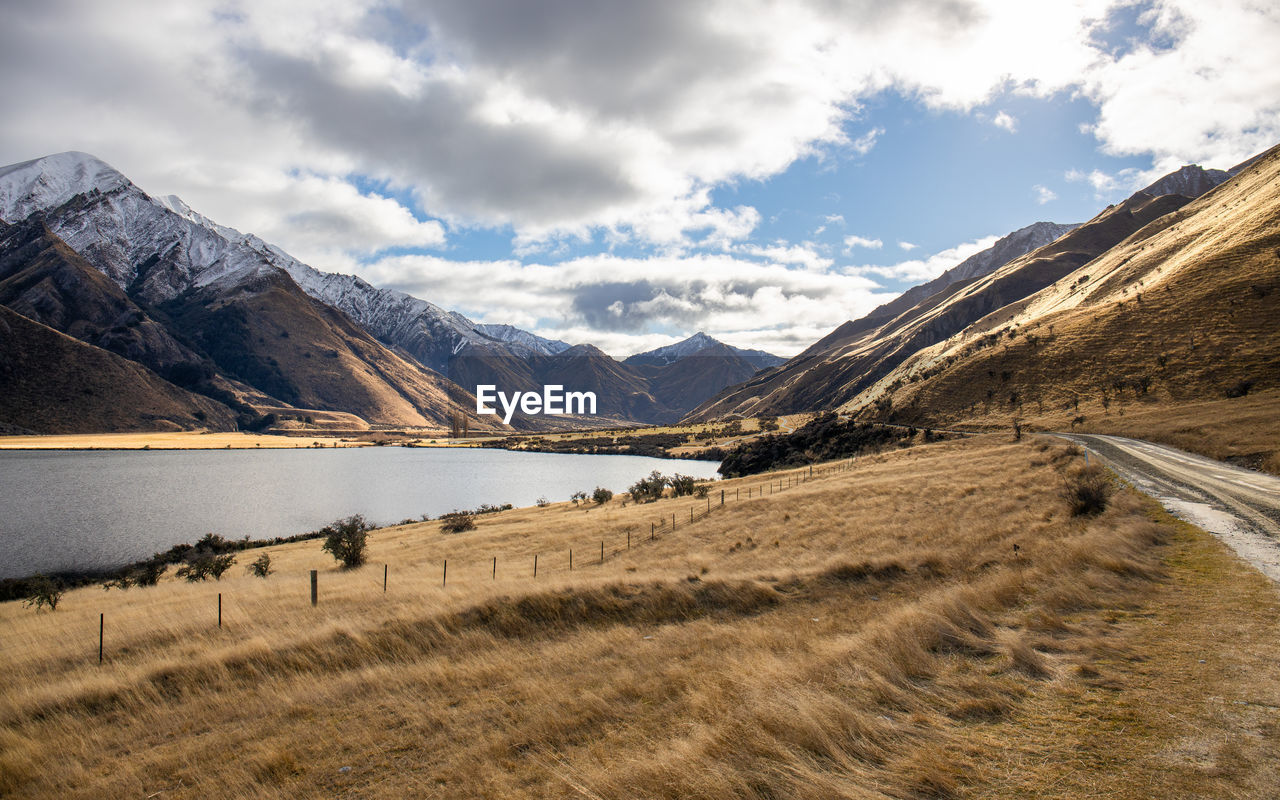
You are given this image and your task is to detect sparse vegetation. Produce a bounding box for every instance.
[591,486,614,505]
[22,574,63,611]
[1060,462,1114,516]
[628,470,669,503]
[175,552,236,582]
[320,514,373,568]
[438,511,477,533]
[718,413,933,477]
[246,553,273,578]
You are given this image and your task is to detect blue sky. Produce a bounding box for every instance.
[2,0,1277,356]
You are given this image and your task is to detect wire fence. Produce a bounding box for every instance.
[2,457,859,667]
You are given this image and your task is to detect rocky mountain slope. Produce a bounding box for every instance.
[840,144,1280,467]
[684,163,1235,423]
[0,304,235,434]
[0,153,492,432]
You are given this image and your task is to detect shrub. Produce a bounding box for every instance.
[628,471,668,503]
[1061,463,1113,517]
[669,474,698,497]
[176,552,236,582]
[570,490,588,506]
[247,553,273,578]
[439,511,476,533]
[24,574,63,611]
[592,486,614,505]
[694,483,710,499]
[1225,379,1254,398]
[321,514,373,568]
[535,496,549,507]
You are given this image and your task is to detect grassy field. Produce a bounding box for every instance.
[2,435,1277,798]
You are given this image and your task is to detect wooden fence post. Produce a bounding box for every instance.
[384,564,388,592]
[601,541,604,564]
[218,592,222,628]
[99,613,104,665]
[570,549,573,571]
[493,556,497,579]
[310,569,318,606]
[534,554,538,578]
[443,560,448,588]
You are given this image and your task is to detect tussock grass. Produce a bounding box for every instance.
[1,436,1277,798]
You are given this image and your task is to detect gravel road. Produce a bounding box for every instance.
[1056,433,1280,584]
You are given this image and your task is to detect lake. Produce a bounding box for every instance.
[0,447,720,578]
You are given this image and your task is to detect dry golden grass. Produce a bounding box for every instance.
[0,431,366,449]
[2,435,1277,798]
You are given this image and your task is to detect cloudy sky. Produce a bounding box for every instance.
[3,0,1278,356]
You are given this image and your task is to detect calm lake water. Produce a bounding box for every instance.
[0,447,720,578]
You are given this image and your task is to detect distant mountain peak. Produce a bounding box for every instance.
[624,332,784,371]
[1140,164,1231,199]
[0,151,129,223]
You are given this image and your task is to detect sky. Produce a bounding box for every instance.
[2,0,1278,357]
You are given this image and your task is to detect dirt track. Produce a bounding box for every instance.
[1058,432,1280,583]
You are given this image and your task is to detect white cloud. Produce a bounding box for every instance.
[1065,165,1143,197]
[843,235,884,251]
[845,236,999,283]
[12,0,1273,259]
[1081,0,1280,172]
[898,241,918,251]
[824,214,846,225]
[992,111,1018,132]
[0,0,1277,350]
[1033,184,1057,204]
[738,241,833,271]
[850,127,884,155]
[360,251,892,357]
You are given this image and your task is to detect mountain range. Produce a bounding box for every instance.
[684,160,1255,423]
[0,153,783,434]
[683,146,1278,479]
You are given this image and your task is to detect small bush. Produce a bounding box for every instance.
[24,574,63,611]
[1061,464,1113,517]
[669,474,698,497]
[439,511,476,533]
[592,486,614,505]
[628,471,668,503]
[321,514,373,568]
[1225,379,1254,398]
[176,552,236,582]
[247,553,273,578]
[535,496,549,507]
[570,490,588,506]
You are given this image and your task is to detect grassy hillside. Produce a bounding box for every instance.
[844,144,1280,472]
[0,306,236,433]
[3,436,1278,797]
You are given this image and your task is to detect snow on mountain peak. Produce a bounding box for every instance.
[0,151,129,223]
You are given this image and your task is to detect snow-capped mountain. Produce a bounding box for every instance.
[624,332,784,371]
[475,324,571,356]
[0,152,500,430]
[0,152,563,377]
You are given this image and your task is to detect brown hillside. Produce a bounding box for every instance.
[685,192,1188,423]
[847,143,1280,471]
[0,305,235,433]
[160,271,497,430]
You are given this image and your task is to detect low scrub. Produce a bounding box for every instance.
[1060,463,1113,517]
[438,511,477,533]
